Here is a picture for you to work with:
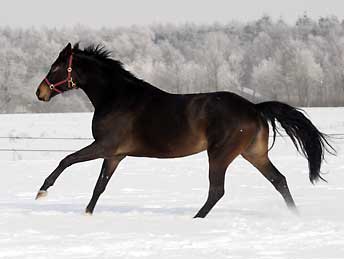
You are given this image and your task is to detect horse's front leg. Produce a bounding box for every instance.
[36,141,103,199]
[85,156,125,214]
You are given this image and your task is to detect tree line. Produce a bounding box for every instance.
[1,14,344,113]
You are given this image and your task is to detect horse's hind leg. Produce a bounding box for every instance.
[194,141,244,218]
[85,156,125,214]
[194,160,228,218]
[242,127,297,210]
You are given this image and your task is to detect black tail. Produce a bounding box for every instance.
[255,101,335,183]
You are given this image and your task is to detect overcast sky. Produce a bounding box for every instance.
[1,0,344,28]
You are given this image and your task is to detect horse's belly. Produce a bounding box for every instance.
[129,135,208,158]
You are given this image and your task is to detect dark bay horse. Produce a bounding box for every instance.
[35,43,333,218]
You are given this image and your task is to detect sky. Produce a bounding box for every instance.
[1,0,344,28]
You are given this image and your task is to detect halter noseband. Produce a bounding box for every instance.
[44,54,77,94]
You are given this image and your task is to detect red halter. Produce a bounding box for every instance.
[44,54,77,93]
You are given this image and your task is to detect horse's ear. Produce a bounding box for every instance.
[60,43,72,57]
[73,42,80,50]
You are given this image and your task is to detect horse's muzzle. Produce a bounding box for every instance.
[36,81,51,102]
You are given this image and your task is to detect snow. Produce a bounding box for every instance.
[0,109,344,258]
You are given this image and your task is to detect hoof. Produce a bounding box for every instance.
[287,203,300,216]
[290,206,300,216]
[35,190,48,200]
[85,210,93,216]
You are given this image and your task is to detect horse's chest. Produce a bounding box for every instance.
[91,113,134,141]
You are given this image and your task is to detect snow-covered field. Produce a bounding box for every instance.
[0,108,344,259]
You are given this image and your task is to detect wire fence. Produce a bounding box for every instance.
[0,136,93,140]
[0,136,93,153]
[0,134,343,153]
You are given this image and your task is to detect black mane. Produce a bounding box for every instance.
[72,43,139,83]
[73,43,111,60]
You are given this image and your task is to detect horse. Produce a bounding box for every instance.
[35,43,333,218]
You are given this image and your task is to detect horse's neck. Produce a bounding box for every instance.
[80,77,164,111]
[80,84,105,109]
[75,57,167,110]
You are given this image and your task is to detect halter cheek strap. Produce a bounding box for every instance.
[44,54,77,94]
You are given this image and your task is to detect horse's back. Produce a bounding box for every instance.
[127,91,260,158]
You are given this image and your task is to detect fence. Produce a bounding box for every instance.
[0,134,343,153]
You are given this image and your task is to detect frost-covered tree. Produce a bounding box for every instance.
[1,15,344,113]
[251,58,283,101]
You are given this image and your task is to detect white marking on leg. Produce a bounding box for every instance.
[35,190,48,200]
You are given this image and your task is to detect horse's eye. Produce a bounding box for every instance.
[51,66,60,73]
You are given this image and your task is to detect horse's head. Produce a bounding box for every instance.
[36,43,78,102]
